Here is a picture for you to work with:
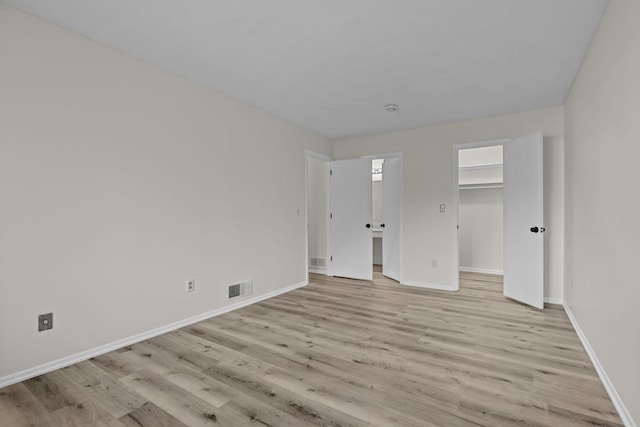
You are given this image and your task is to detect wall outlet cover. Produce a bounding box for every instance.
[38,313,53,332]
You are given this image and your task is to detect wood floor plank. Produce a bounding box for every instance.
[22,372,84,413]
[89,351,143,380]
[58,361,146,419]
[120,369,219,427]
[0,383,57,427]
[119,402,187,427]
[50,399,124,427]
[0,270,624,426]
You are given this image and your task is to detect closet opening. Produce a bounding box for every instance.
[457,145,504,291]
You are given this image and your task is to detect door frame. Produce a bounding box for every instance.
[452,139,509,291]
[361,152,404,283]
[305,150,332,282]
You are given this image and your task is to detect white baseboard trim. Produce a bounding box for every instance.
[544,297,563,305]
[0,280,307,390]
[308,267,328,275]
[402,280,458,292]
[563,303,635,427]
[459,266,504,275]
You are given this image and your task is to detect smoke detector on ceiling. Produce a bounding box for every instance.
[385,104,399,112]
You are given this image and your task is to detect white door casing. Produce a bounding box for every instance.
[382,157,402,282]
[329,158,373,281]
[503,131,544,309]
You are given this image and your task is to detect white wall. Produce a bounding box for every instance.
[459,145,503,167]
[564,1,640,424]
[334,106,564,299]
[307,156,329,272]
[0,5,332,380]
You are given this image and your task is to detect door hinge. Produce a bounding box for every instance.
[330,213,333,219]
[330,256,333,262]
[330,169,333,176]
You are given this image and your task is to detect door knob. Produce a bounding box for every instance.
[366,224,371,228]
[381,224,385,228]
[530,227,539,233]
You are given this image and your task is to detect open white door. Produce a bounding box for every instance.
[382,158,402,282]
[503,131,544,309]
[330,158,373,281]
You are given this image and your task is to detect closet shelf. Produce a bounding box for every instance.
[458,162,502,171]
[459,182,503,190]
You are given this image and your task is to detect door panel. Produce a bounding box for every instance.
[382,158,402,282]
[503,132,544,309]
[329,159,373,281]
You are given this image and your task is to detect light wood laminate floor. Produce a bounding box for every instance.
[0,269,623,426]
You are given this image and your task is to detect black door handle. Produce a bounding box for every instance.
[530,227,539,233]
[366,224,371,228]
[381,224,385,228]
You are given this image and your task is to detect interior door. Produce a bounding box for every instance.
[503,131,544,309]
[330,158,373,281]
[382,158,402,281]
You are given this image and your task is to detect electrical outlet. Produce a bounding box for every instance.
[186,279,195,293]
[431,259,438,268]
[440,204,446,213]
[38,313,53,332]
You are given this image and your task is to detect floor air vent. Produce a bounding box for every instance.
[228,280,253,299]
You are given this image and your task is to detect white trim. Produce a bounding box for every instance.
[543,297,563,305]
[459,162,502,171]
[0,281,307,390]
[459,267,504,275]
[563,303,636,427]
[402,280,458,292]
[360,151,404,161]
[305,150,332,162]
[324,161,331,277]
[452,147,461,291]
[459,183,503,190]
[308,267,328,275]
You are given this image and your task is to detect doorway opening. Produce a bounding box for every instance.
[453,132,545,309]
[309,153,403,283]
[364,153,403,283]
[305,151,331,280]
[457,145,504,293]
[372,158,384,272]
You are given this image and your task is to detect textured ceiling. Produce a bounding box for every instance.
[2,0,607,139]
